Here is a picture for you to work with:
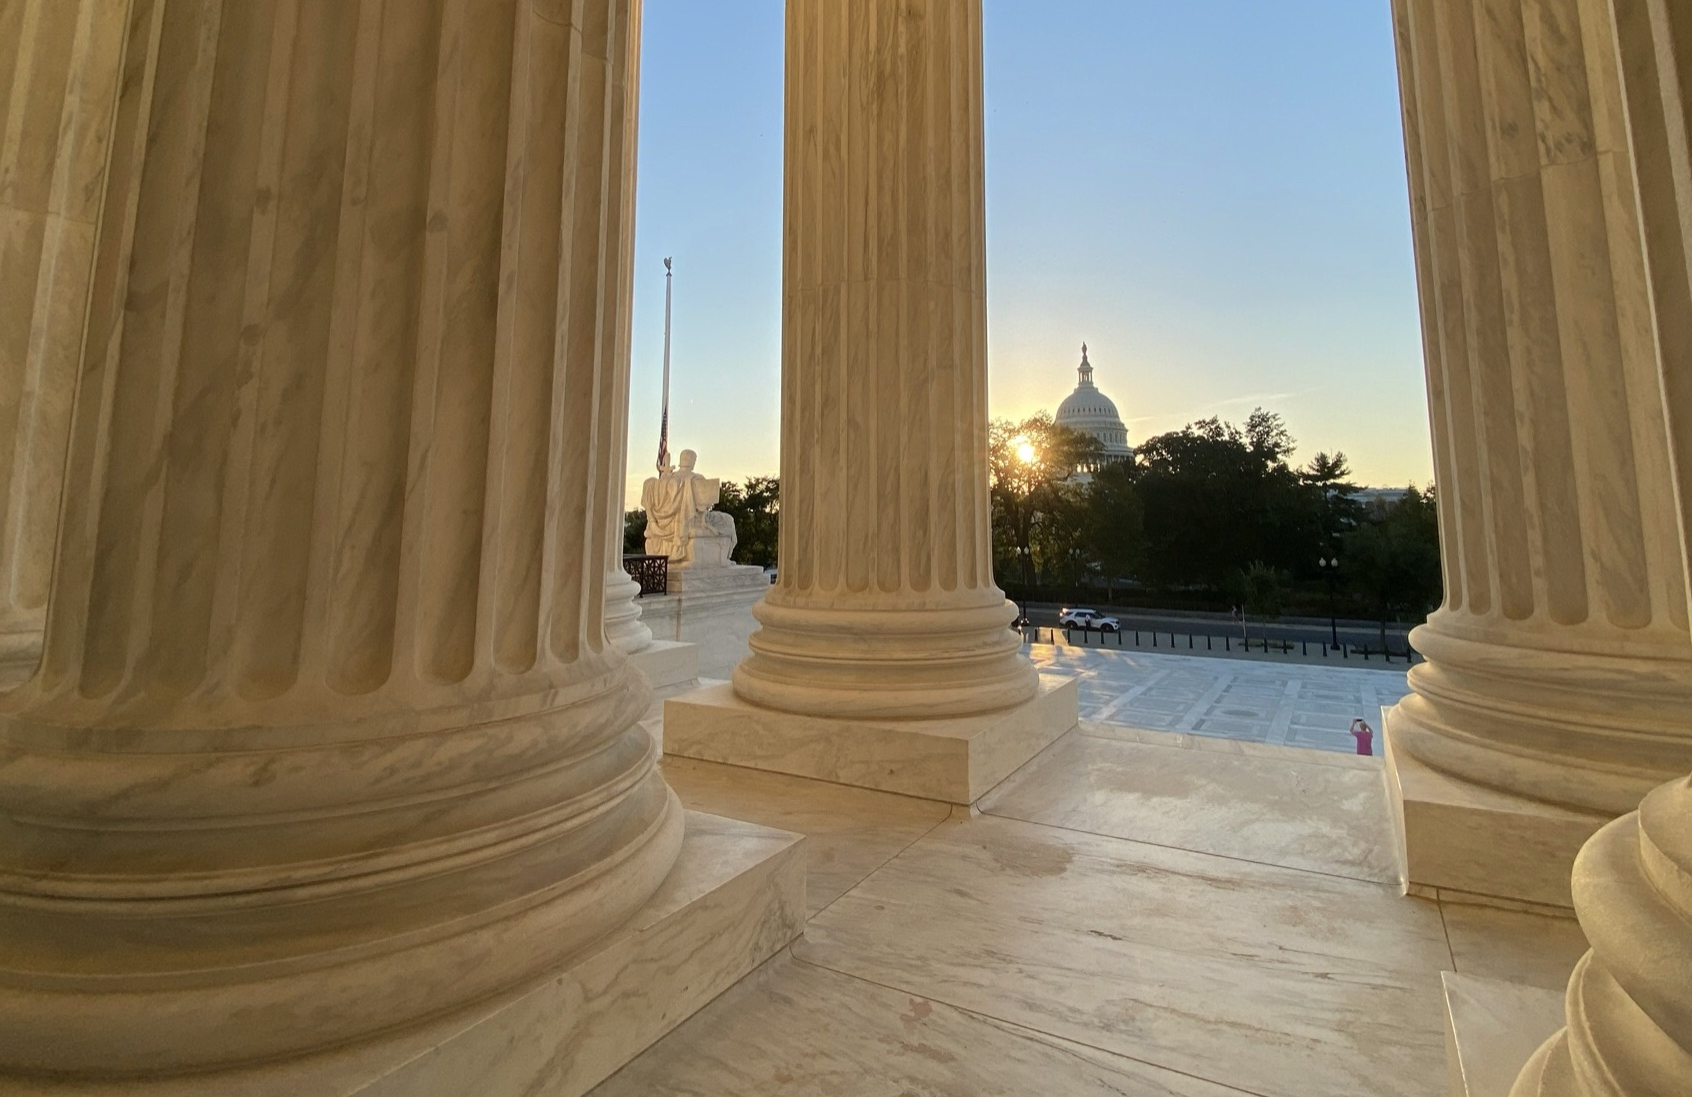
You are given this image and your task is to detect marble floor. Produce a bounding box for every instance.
[591,718,1589,1096]
[1029,646,1413,755]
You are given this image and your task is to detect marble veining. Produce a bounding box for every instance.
[981,728,1402,884]
[622,666,1608,1096]
[592,956,1253,1097]
[796,813,1452,1097]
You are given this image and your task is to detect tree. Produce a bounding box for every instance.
[1134,410,1319,590]
[1234,561,1291,633]
[1344,485,1443,649]
[624,509,647,555]
[716,476,780,568]
[988,413,1101,592]
[1083,460,1145,603]
[1030,482,1090,588]
[1302,450,1364,568]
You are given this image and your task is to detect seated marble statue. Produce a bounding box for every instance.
[642,450,721,568]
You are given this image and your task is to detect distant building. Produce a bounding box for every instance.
[1055,344,1133,475]
[1355,487,1412,510]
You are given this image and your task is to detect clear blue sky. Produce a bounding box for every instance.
[625,1,1432,507]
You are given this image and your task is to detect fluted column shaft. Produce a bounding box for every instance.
[0,0,126,683]
[601,1,652,658]
[1390,0,1692,815]
[733,0,1035,720]
[1513,2,1692,1091]
[0,0,679,1080]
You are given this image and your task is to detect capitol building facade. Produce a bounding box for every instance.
[1054,345,1133,470]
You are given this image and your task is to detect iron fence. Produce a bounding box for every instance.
[1018,625,1422,665]
[622,554,668,597]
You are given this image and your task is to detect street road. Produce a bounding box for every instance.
[1017,602,1415,653]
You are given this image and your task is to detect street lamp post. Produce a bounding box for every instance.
[1319,557,1340,648]
[1011,435,1038,601]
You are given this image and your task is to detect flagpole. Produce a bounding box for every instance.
[658,257,673,472]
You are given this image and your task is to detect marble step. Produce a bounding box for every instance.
[1442,971,1566,1097]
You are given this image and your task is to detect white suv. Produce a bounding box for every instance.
[1058,608,1120,632]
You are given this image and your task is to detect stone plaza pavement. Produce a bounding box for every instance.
[1028,644,1413,755]
[592,706,1589,1095]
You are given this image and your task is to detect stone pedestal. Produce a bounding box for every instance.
[1385,0,1692,905]
[0,0,127,685]
[666,675,1077,805]
[1385,709,1605,911]
[664,509,772,597]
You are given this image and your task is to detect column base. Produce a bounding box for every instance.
[1441,972,1565,1097]
[662,674,1079,805]
[0,630,39,690]
[0,811,805,1097]
[1384,706,1606,911]
[627,640,699,693]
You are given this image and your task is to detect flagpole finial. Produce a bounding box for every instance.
[664,256,672,272]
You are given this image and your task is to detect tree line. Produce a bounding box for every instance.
[989,409,1443,634]
[622,409,1442,638]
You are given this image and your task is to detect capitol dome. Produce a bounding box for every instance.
[1054,345,1133,461]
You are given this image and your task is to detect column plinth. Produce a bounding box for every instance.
[1386,0,1692,906]
[0,0,692,1079]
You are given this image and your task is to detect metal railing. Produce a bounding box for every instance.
[1018,625,1422,665]
[622,555,669,597]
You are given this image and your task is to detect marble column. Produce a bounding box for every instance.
[1386,0,1692,904]
[731,0,1036,720]
[0,0,127,684]
[1512,2,1692,1090]
[0,0,683,1079]
[600,19,652,659]
[1510,775,1692,1093]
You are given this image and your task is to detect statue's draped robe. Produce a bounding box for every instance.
[643,468,721,566]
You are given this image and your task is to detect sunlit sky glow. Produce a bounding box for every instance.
[625,1,1433,508]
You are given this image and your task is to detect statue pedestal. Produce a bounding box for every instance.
[667,562,770,596]
[662,675,1078,805]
